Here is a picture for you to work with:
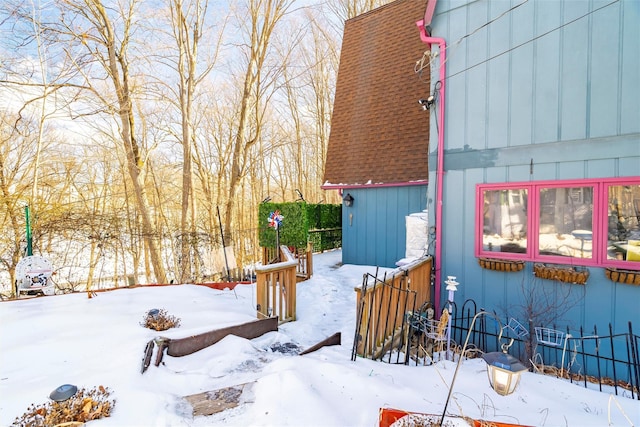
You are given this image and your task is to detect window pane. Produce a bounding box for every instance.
[482,189,527,254]
[538,187,593,258]
[608,184,640,262]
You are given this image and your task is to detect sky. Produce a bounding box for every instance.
[1,249,639,427]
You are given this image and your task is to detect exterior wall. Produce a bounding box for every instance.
[342,185,427,268]
[426,0,640,332]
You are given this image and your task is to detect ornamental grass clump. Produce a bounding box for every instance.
[141,308,181,331]
[12,385,115,427]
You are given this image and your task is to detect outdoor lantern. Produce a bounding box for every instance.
[482,347,528,396]
[440,310,528,425]
[343,193,354,207]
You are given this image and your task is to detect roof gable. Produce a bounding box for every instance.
[323,0,430,187]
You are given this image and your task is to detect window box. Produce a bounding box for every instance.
[533,263,589,285]
[478,258,525,272]
[604,268,640,286]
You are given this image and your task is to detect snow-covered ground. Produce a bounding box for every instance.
[1,250,638,426]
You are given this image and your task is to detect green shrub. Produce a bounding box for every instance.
[258,202,342,252]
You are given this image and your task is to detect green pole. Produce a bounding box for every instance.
[25,205,33,256]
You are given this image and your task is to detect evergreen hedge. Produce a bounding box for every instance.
[258,202,342,252]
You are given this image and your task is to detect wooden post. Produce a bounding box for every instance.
[255,246,299,323]
[256,272,268,319]
[306,242,313,279]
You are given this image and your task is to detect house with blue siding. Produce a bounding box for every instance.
[416,0,639,334]
[325,0,639,378]
[323,0,430,269]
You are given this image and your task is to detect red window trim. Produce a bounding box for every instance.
[475,177,640,271]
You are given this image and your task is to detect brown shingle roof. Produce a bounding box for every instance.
[323,0,430,187]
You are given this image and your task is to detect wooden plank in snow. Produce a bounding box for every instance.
[184,382,255,416]
[299,332,341,355]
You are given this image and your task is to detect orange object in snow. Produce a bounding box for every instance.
[378,408,532,427]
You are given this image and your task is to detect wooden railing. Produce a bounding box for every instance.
[262,242,313,281]
[353,257,433,360]
[293,243,313,280]
[256,246,298,323]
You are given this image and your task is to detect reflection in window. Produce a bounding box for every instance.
[537,187,593,258]
[608,185,640,262]
[482,189,528,254]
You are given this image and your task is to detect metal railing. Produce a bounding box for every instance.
[448,299,640,400]
[351,257,433,362]
[353,293,640,400]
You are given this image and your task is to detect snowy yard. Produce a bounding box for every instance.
[1,250,638,426]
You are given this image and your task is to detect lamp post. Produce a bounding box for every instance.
[444,276,458,360]
[25,205,33,256]
[439,310,527,426]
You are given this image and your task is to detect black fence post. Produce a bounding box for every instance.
[608,323,619,396]
[629,321,640,400]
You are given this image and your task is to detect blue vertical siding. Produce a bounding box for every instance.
[426,0,640,337]
[341,186,427,268]
[590,5,620,138]
[621,2,640,133]
[533,2,562,145]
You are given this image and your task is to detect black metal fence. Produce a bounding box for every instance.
[360,295,640,400]
[308,227,342,252]
[350,259,433,363]
[449,299,640,400]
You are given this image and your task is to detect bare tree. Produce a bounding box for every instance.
[502,275,586,367]
[36,0,169,283]
[0,111,39,297]
[0,0,352,291]
[0,0,82,291]
[326,0,392,22]
[300,11,341,204]
[162,0,224,282]
[222,0,294,240]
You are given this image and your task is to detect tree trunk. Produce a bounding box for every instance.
[93,1,167,284]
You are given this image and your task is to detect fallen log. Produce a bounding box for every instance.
[299,332,341,355]
[167,317,278,357]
